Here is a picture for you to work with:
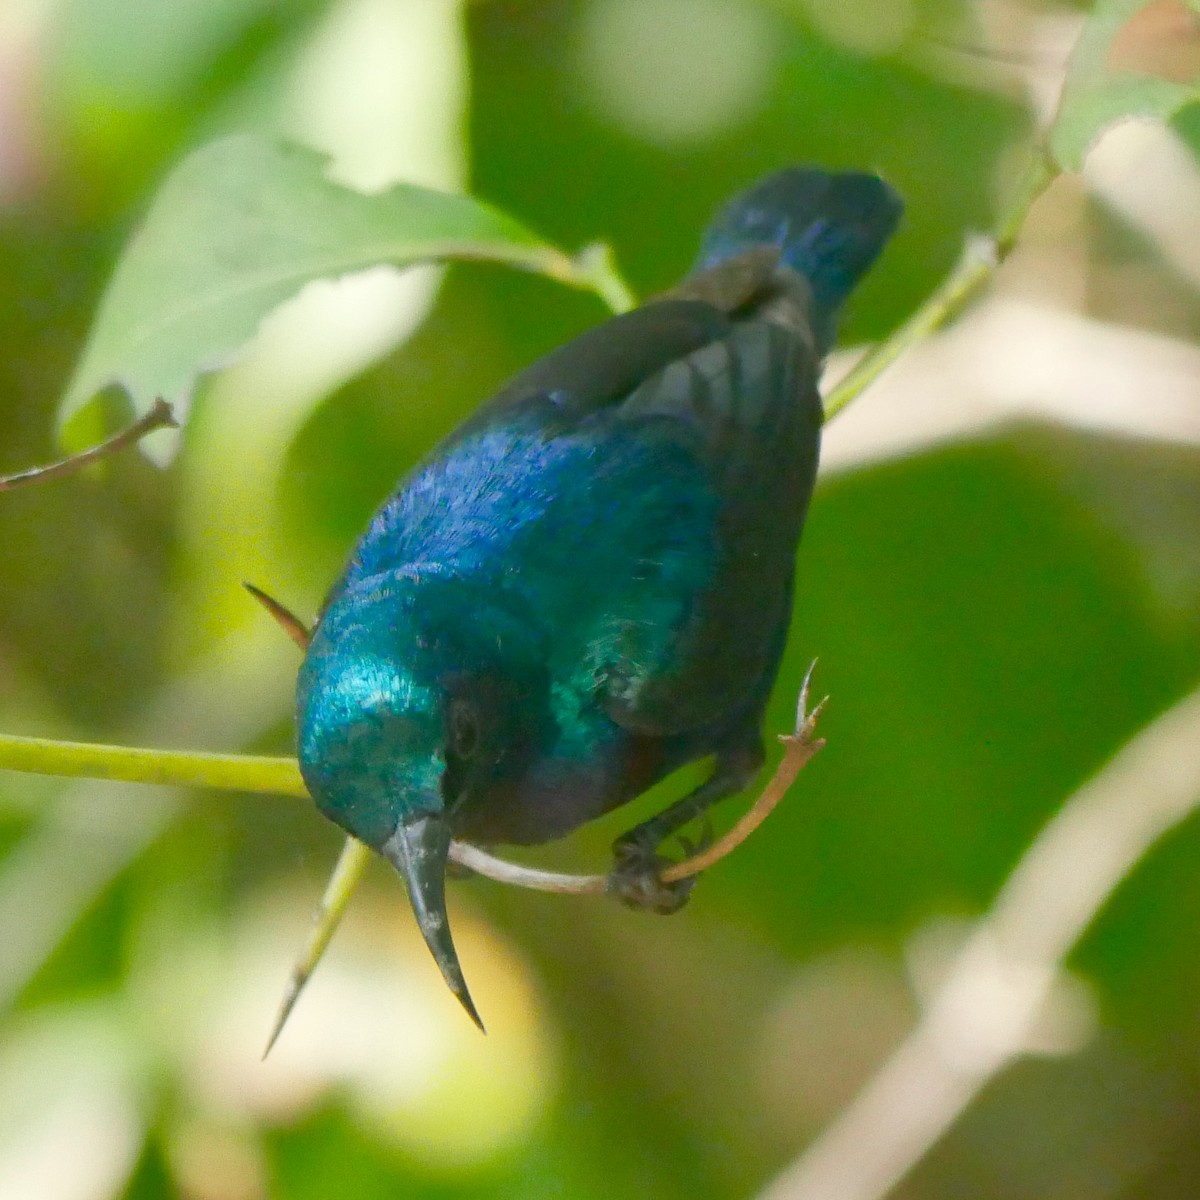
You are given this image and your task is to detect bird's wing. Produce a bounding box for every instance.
[341,258,822,741]
[593,313,823,737]
[449,298,735,439]
[323,294,734,599]
[450,247,801,438]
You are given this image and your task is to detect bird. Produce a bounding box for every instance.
[296,167,902,1028]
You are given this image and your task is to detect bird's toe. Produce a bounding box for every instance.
[606,838,695,915]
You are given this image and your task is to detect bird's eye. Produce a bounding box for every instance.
[449,699,479,759]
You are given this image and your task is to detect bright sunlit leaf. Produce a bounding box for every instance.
[1051,0,1200,170]
[58,133,580,454]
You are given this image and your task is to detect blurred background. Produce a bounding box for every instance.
[1,0,1199,1197]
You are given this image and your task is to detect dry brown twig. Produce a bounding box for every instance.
[0,398,177,491]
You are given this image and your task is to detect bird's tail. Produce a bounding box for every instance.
[695,167,902,354]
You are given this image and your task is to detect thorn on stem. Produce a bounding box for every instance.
[263,838,372,1058]
[244,583,312,650]
[263,975,303,1060]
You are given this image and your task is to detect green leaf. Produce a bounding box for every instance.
[58,133,583,440]
[1051,0,1200,170]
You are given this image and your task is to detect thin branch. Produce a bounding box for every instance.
[0,732,308,798]
[665,665,825,882]
[757,684,1200,1200]
[0,398,177,491]
[447,842,606,894]
[823,150,1057,422]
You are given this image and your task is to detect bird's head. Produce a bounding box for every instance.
[296,570,549,1029]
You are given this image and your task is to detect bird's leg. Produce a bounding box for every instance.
[607,743,764,914]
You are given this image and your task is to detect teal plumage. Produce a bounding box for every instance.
[297,167,902,1025]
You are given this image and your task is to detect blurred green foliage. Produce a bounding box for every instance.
[2,1,1200,1199]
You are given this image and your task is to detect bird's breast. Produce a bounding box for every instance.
[451,723,670,847]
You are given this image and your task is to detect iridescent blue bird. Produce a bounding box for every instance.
[297,168,902,1026]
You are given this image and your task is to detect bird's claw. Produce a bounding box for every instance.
[606,832,696,915]
[782,657,829,753]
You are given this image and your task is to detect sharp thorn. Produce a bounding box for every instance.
[263,839,372,1059]
[262,973,304,1060]
[244,582,312,650]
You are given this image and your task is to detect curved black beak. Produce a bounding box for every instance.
[381,814,484,1032]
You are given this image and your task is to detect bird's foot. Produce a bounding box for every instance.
[675,816,715,861]
[605,825,709,915]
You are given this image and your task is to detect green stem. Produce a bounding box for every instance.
[571,242,639,314]
[824,149,1057,421]
[538,241,638,315]
[0,732,307,798]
